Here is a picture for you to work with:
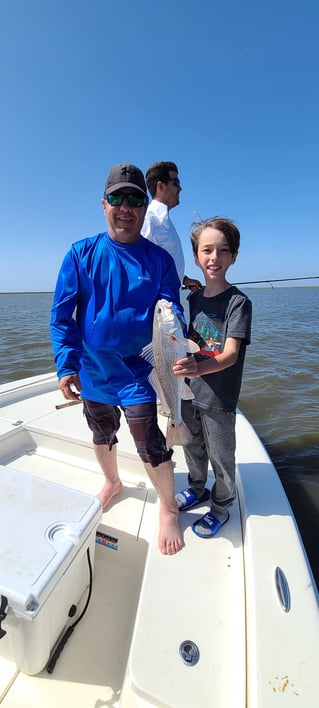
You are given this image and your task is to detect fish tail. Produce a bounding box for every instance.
[166,419,194,448]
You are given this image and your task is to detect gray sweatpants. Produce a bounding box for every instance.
[181,400,237,520]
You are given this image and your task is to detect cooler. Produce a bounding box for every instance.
[0,465,102,675]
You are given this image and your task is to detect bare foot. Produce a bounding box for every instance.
[97,479,123,512]
[158,510,183,555]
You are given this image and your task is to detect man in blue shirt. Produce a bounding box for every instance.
[51,163,183,555]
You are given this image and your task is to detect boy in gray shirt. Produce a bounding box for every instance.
[172,217,252,537]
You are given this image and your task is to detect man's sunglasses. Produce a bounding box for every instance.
[166,177,181,187]
[105,192,148,208]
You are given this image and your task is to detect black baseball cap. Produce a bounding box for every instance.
[103,163,147,197]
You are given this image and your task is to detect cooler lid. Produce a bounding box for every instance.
[0,466,102,615]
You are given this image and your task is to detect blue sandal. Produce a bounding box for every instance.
[192,512,230,538]
[175,487,210,511]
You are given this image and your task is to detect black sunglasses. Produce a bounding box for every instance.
[105,192,147,208]
[166,177,181,187]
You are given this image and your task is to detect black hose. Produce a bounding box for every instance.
[46,546,93,674]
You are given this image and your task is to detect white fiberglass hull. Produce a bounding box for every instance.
[0,373,318,707]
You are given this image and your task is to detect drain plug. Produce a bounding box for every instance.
[179,640,200,666]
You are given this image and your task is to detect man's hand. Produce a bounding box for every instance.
[182,275,202,292]
[58,374,82,401]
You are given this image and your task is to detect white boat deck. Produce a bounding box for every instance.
[0,373,318,707]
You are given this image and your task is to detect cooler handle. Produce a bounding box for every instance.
[0,595,8,639]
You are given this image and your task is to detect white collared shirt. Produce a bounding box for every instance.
[141,199,185,285]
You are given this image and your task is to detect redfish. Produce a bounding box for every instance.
[141,299,199,447]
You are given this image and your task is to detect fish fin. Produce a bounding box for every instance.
[166,420,194,448]
[181,382,195,400]
[186,339,200,354]
[172,337,200,354]
[139,341,154,366]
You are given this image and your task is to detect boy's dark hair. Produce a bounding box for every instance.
[190,217,240,256]
[145,161,179,197]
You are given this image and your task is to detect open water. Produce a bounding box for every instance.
[0,289,318,589]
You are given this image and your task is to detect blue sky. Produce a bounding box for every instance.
[1,0,318,292]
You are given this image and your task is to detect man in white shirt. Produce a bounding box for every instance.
[142,161,202,292]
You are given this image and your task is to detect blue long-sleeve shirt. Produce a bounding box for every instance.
[50,231,183,406]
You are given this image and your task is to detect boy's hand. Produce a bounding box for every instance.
[172,355,199,379]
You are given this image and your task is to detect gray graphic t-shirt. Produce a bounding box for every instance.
[187,286,252,412]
